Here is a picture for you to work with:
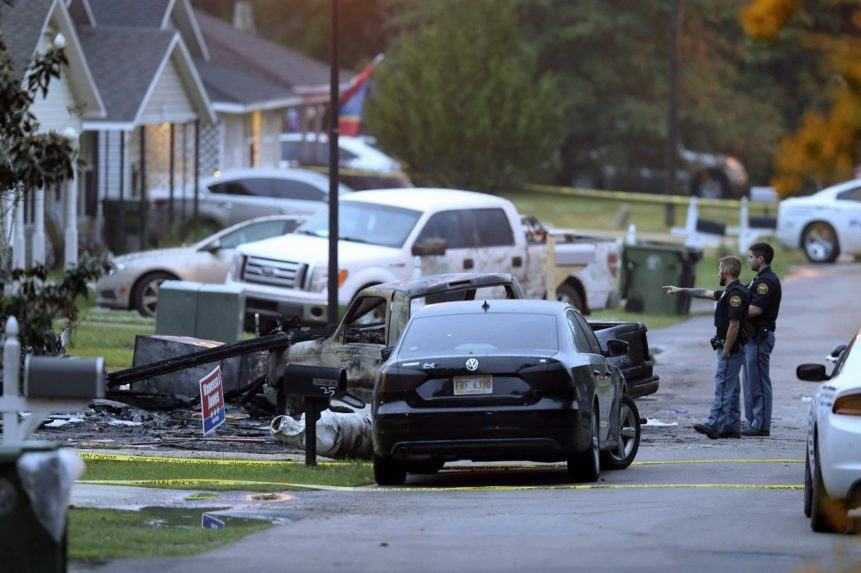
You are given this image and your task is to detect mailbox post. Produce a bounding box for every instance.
[278,364,347,466]
[1,316,105,571]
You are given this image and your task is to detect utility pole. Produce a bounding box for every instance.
[327,0,340,330]
[664,0,682,228]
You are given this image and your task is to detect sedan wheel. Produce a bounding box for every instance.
[568,403,600,483]
[803,222,840,264]
[810,442,850,533]
[601,395,641,470]
[133,271,176,318]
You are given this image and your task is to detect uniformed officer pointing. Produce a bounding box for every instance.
[664,256,749,439]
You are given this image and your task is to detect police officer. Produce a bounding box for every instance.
[664,256,749,439]
[742,242,781,437]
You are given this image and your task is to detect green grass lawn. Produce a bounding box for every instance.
[64,306,154,371]
[69,507,271,561]
[80,456,374,491]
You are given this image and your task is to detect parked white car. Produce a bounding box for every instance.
[97,215,304,317]
[279,133,401,174]
[777,179,861,263]
[798,331,861,533]
[149,167,352,232]
[227,188,620,326]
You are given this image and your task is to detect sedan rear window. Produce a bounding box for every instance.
[398,313,558,359]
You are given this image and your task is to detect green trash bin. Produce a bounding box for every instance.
[0,441,69,572]
[621,243,702,315]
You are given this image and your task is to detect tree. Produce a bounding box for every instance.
[1,0,104,354]
[742,0,860,195]
[0,2,75,271]
[364,0,566,191]
[518,0,797,187]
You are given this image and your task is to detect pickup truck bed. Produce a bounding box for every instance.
[589,321,659,398]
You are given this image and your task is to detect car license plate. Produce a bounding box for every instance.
[453,375,493,396]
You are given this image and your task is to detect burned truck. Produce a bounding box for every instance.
[269,272,658,412]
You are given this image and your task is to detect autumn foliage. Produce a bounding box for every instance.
[742,0,861,196]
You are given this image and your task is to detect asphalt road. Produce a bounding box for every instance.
[75,262,861,573]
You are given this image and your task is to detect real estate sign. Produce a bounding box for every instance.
[199,365,225,436]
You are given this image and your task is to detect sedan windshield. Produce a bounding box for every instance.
[398,313,558,359]
[298,202,421,248]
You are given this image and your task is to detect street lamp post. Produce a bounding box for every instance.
[327,0,340,329]
[664,0,682,228]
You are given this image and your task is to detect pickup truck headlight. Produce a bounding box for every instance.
[308,267,349,292]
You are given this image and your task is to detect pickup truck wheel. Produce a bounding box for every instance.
[557,284,586,314]
[374,456,406,486]
[600,395,641,470]
[810,441,850,533]
[568,403,600,483]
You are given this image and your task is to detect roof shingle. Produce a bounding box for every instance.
[194,9,344,91]
[0,0,55,80]
[77,25,174,122]
[86,0,170,28]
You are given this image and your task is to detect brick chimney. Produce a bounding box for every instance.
[233,1,256,34]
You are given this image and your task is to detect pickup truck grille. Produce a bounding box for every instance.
[242,256,306,289]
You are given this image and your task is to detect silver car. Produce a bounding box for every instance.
[149,167,352,234]
[96,215,304,317]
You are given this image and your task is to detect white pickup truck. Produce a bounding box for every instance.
[227,188,620,325]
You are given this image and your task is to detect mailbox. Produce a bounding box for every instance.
[278,364,349,466]
[24,356,105,401]
[280,364,347,400]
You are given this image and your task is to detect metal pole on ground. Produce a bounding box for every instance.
[327,0,340,329]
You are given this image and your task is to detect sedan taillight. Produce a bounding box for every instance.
[833,393,861,416]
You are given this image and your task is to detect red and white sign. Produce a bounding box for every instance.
[199,366,226,436]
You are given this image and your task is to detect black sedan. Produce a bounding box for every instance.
[372,299,641,485]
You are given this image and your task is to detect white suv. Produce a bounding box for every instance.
[150,167,352,231]
[279,134,401,174]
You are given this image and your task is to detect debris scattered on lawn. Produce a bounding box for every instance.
[643,418,679,427]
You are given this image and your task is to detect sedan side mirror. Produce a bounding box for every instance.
[797,363,830,382]
[411,238,447,257]
[380,346,394,361]
[201,239,222,253]
[605,339,629,358]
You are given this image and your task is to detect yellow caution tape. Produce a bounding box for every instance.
[633,458,802,466]
[78,478,354,492]
[82,453,799,468]
[526,183,761,210]
[81,452,365,468]
[78,478,803,493]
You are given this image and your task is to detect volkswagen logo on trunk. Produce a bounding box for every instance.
[465,358,479,371]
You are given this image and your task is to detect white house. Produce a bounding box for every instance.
[0,0,105,268]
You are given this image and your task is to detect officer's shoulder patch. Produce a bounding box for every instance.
[757,282,769,295]
[730,295,742,307]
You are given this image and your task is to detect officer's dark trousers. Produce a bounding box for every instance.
[743,331,775,432]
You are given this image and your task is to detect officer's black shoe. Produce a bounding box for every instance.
[741,427,769,437]
[693,423,719,439]
[718,430,741,439]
